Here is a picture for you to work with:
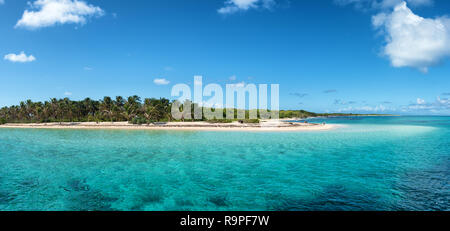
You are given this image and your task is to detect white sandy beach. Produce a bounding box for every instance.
[0,120,335,132]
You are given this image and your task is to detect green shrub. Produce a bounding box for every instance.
[130,117,148,125]
[206,119,233,123]
[243,119,260,124]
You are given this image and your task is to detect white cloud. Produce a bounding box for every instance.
[229,75,237,81]
[337,96,450,114]
[337,104,392,113]
[4,52,36,63]
[83,66,93,71]
[16,0,104,29]
[154,78,170,85]
[417,98,425,104]
[338,0,450,72]
[436,96,449,105]
[64,91,72,96]
[218,0,275,15]
[372,2,450,72]
[406,96,450,112]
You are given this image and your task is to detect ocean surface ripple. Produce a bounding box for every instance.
[0,116,449,211]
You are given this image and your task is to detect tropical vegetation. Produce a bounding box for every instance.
[0,96,385,125]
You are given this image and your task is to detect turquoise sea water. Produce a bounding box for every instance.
[0,116,448,211]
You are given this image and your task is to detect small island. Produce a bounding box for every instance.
[0,96,390,131]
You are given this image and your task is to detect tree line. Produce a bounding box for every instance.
[0,96,172,124]
[0,96,372,124]
[0,96,265,124]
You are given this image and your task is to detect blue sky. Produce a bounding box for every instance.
[0,0,449,114]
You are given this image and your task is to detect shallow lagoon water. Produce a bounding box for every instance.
[0,116,448,211]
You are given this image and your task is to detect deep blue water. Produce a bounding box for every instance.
[0,116,449,211]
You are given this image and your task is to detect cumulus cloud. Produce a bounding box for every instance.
[336,104,392,113]
[64,91,72,96]
[416,98,426,104]
[4,52,36,63]
[154,78,170,85]
[15,0,104,29]
[338,1,449,72]
[372,2,450,72]
[337,96,450,114]
[218,0,275,15]
[406,96,450,112]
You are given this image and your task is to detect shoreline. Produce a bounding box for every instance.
[0,120,336,132]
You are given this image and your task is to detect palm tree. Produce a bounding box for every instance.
[100,96,115,123]
[26,100,34,121]
[123,95,141,121]
[33,102,43,122]
[43,101,51,122]
[159,98,171,121]
[114,96,125,121]
[57,98,71,123]
[9,105,19,122]
[83,98,92,122]
[18,101,27,122]
[49,98,59,122]
[143,98,164,124]
[143,98,153,125]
